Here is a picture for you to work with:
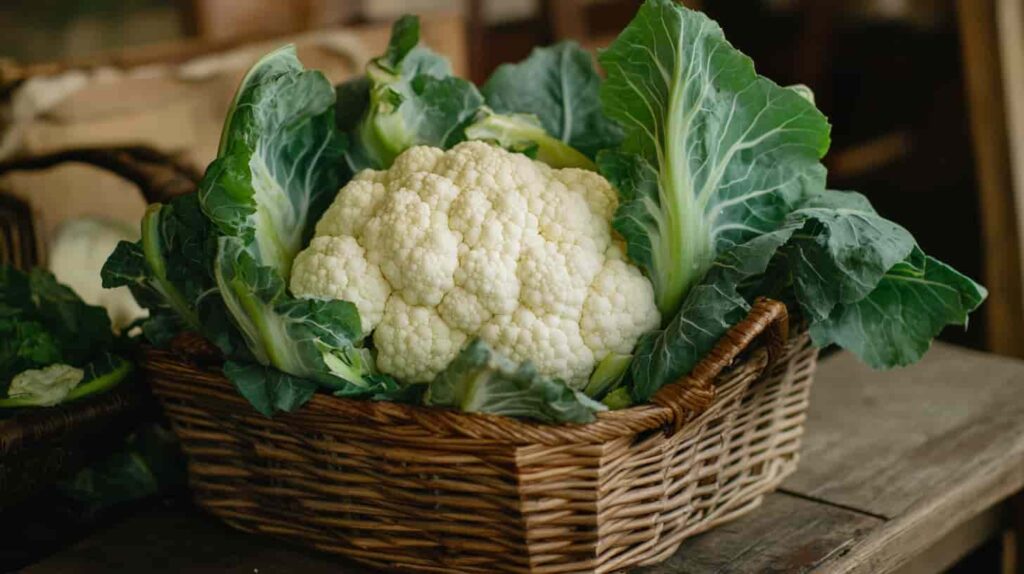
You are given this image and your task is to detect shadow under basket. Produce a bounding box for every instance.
[142,299,818,573]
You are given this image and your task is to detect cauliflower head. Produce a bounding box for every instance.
[291,141,660,387]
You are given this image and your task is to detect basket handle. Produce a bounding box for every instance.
[651,298,789,433]
[0,145,200,204]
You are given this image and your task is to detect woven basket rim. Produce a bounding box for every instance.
[144,349,768,445]
[0,382,145,455]
[144,299,792,445]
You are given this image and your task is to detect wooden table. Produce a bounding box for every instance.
[23,343,1024,573]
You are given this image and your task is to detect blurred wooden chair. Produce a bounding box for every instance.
[957,0,1024,358]
[0,193,36,270]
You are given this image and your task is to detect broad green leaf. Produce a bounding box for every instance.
[27,268,112,365]
[599,0,830,318]
[223,360,318,417]
[216,238,379,394]
[198,47,388,416]
[482,41,622,158]
[102,194,235,349]
[376,15,420,71]
[426,339,605,424]
[630,227,797,401]
[635,187,986,398]
[397,74,484,148]
[345,16,483,172]
[810,250,987,367]
[137,203,200,330]
[200,45,346,280]
[0,317,62,386]
[781,189,916,320]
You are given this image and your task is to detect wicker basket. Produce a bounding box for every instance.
[143,298,818,573]
[0,146,194,507]
[0,385,146,507]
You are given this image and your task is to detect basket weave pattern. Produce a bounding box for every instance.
[144,302,817,573]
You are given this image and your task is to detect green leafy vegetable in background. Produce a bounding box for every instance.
[0,266,113,382]
[0,317,62,389]
[26,267,114,365]
[58,423,186,515]
[481,41,622,159]
[2,364,84,407]
[0,354,132,408]
[426,339,605,424]
[0,266,130,407]
[66,353,134,402]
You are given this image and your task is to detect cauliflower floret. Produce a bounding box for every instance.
[375,298,467,383]
[480,308,595,388]
[314,178,388,238]
[555,168,618,222]
[517,237,594,320]
[581,256,661,358]
[290,236,391,330]
[360,185,459,307]
[292,141,661,385]
[455,249,520,316]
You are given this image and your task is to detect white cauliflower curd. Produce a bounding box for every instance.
[290,141,660,387]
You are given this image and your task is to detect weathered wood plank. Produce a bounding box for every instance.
[22,492,881,574]
[788,342,1024,518]
[785,343,1024,573]
[811,462,1023,574]
[637,493,880,574]
[893,505,1002,574]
